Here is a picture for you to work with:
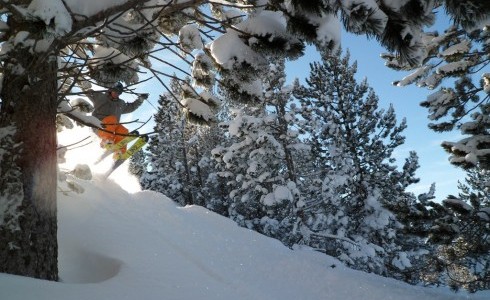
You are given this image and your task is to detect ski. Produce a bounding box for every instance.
[94,132,139,164]
[103,135,149,178]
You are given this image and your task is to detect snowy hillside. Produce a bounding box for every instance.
[1,173,487,300]
[0,128,488,300]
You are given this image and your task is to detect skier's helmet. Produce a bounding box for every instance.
[112,82,124,94]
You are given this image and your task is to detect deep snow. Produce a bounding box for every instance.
[0,127,489,300]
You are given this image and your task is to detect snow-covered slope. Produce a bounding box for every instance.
[0,127,487,299]
[1,172,488,300]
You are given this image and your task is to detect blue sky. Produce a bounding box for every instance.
[125,12,466,201]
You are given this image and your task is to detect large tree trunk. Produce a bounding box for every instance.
[0,46,59,280]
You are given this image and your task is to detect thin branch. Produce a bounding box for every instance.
[57,136,92,150]
[69,0,207,41]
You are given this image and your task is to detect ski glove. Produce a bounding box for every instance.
[136,93,148,105]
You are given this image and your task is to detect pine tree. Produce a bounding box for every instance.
[128,149,147,179]
[274,0,439,66]
[385,6,490,170]
[378,3,490,291]
[396,165,490,292]
[141,79,220,206]
[444,1,490,31]
[419,167,490,292]
[192,123,227,209]
[293,49,423,277]
[141,82,192,206]
[385,154,435,284]
[212,60,308,245]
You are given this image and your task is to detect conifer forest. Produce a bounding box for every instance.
[0,0,489,293]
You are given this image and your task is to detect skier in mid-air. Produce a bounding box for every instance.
[86,82,148,156]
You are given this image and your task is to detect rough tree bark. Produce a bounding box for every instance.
[0,45,59,280]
